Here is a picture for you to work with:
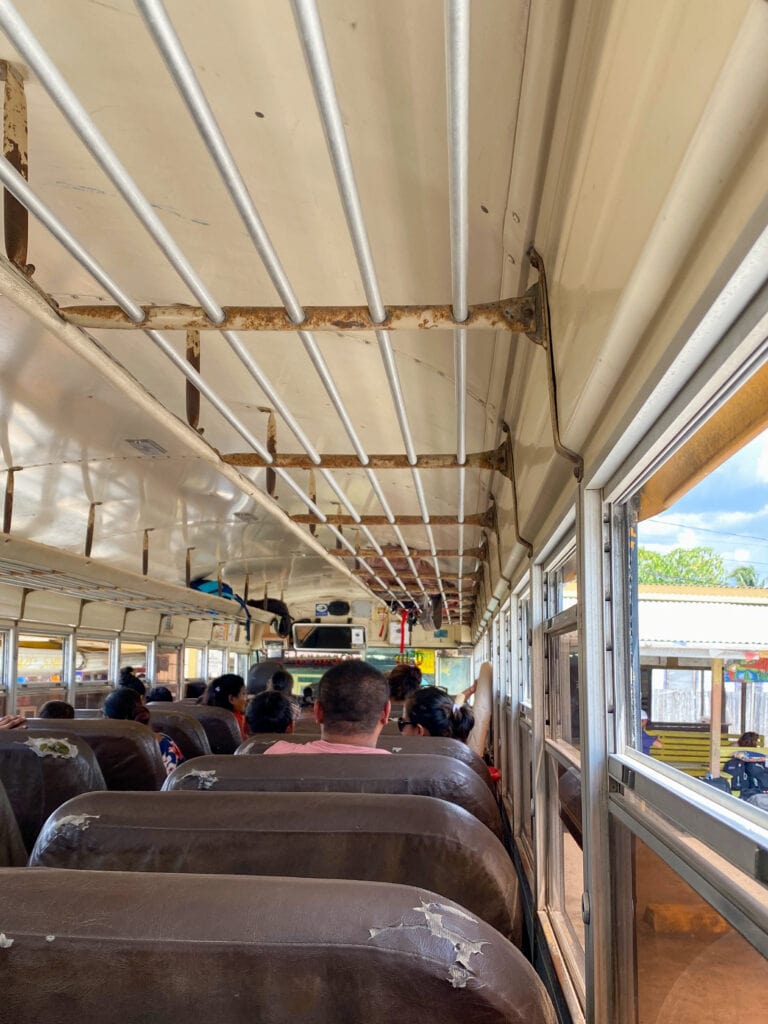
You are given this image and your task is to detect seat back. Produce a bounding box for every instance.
[166,702,241,753]
[26,719,165,791]
[0,868,555,1023]
[147,706,211,760]
[32,789,520,942]
[237,733,492,788]
[292,718,401,736]
[0,776,29,866]
[165,753,502,836]
[468,660,493,757]
[0,730,105,849]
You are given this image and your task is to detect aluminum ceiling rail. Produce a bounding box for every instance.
[136,0,429,610]
[0,1,419,609]
[291,0,452,621]
[446,0,470,619]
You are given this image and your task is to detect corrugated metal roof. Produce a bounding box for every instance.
[639,595,768,650]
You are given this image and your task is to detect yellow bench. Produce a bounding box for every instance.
[647,732,765,777]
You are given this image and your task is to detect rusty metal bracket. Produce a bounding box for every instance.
[59,295,538,334]
[2,466,21,534]
[265,410,277,498]
[223,440,508,473]
[290,507,495,527]
[185,547,195,587]
[84,501,102,558]
[185,329,200,430]
[525,248,584,481]
[502,423,534,558]
[142,528,154,576]
[0,62,30,273]
[308,469,317,537]
[243,573,250,603]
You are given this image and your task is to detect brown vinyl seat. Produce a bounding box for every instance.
[0,776,28,866]
[164,753,502,836]
[74,709,103,719]
[558,766,582,848]
[31,789,520,942]
[292,717,401,736]
[26,719,166,791]
[146,706,211,760]
[0,730,106,850]
[0,868,556,1023]
[237,733,493,788]
[165,701,242,753]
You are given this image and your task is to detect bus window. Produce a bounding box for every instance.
[16,633,67,716]
[619,829,768,1021]
[207,648,225,680]
[74,636,113,709]
[156,645,181,698]
[119,641,148,680]
[184,646,205,685]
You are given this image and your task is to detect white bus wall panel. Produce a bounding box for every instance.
[187,620,213,642]
[0,584,23,621]
[22,590,81,627]
[123,610,161,636]
[80,602,125,632]
[158,616,190,641]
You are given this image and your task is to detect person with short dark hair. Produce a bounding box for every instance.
[246,691,295,735]
[38,700,75,720]
[264,661,391,755]
[737,731,761,748]
[247,661,282,696]
[388,663,422,702]
[268,669,294,695]
[103,687,183,775]
[119,667,146,699]
[399,685,474,743]
[301,685,314,708]
[202,674,247,739]
[147,686,173,703]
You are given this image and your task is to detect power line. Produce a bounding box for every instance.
[651,518,768,545]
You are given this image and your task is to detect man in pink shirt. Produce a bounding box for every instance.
[264,660,392,756]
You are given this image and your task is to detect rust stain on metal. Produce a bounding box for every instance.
[185,329,200,430]
[1,61,29,269]
[2,465,20,535]
[84,501,101,559]
[308,468,317,536]
[291,510,493,527]
[266,411,277,497]
[222,441,507,472]
[59,297,538,334]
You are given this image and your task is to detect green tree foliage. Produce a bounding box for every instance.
[637,546,727,586]
[728,565,767,588]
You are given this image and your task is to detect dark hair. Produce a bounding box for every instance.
[38,700,75,720]
[247,661,282,696]
[246,691,294,735]
[404,686,474,742]
[738,731,761,747]
[103,687,143,720]
[301,685,314,707]
[388,663,422,701]
[119,667,146,697]
[147,686,173,703]
[203,674,245,710]
[318,661,389,736]
[185,681,206,700]
[268,669,294,695]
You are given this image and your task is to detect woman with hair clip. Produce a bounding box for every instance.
[202,673,247,739]
[398,685,474,744]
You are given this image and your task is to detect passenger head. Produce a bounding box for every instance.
[119,667,146,698]
[146,686,173,703]
[388,662,422,701]
[38,700,75,720]
[203,674,247,715]
[301,684,314,707]
[103,687,150,725]
[246,691,295,735]
[268,669,294,695]
[738,731,761,747]
[316,661,390,739]
[247,661,282,696]
[402,686,474,743]
[185,681,206,700]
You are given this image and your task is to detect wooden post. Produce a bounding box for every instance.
[709,658,724,777]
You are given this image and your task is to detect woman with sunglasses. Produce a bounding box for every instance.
[398,685,474,743]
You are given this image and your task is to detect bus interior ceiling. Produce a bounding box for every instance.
[0,0,759,625]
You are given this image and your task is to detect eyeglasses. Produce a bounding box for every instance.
[397,717,417,733]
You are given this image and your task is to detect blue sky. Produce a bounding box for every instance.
[638,427,768,580]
